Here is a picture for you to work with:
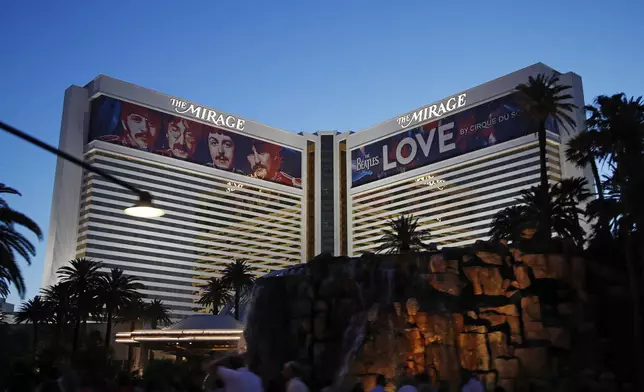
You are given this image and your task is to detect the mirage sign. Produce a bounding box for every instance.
[396,93,467,129]
[89,96,302,188]
[351,92,559,187]
[170,98,246,131]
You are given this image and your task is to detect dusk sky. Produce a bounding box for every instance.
[1,0,643,305]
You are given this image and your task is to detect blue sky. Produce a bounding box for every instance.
[1,0,643,305]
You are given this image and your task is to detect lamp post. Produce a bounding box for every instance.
[0,121,164,218]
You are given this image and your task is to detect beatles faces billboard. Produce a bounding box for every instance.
[351,92,560,187]
[89,96,302,188]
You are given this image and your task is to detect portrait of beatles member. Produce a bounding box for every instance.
[247,143,301,187]
[204,126,243,173]
[156,117,201,160]
[98,101,160,151]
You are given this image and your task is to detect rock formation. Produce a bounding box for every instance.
[245,241,604,392]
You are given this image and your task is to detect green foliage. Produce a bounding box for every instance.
[98,268,143,348]
[0,183,42,298]
[57,258,104,351]
[221,260,255,320]
[198,277,232,315]
[117,296,147,326]
[489,178,591,247]
[377,214,433,254]
[515,74,577,240]
[15,295,49,359]
[145,299,172,329]
[57,258,104,321]
[15,295,49,325]
[515,73,577,130]
[584,94,644,236]
[40,281,74,335]
[98,268,142,315]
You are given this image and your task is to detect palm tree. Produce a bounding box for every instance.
[221,260,255,320]
[587,94,644,229]
[585,178,623,243]
[57,258,104,352]
[580,93,644,388]
[198,277,232,315]
[376,214,432,254]
[144,299,172,362]
[41,282,74,348]
[489,178,590,247]
[552,177,592,246]
[15,295,49,359]
[489,205,530,244]
[565,128,606,199]
[515,74,577,240]
[0,184,42,298]
[97,268,142,349]
[117,297,147,370]
[145,299,172,330]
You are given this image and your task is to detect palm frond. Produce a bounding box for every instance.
[15,295,49,324]
[98,268,143,313]
[515,72,578,133]
[145,299,172,327]
[221,260,255,290]
[0,208,43,240]
[376,214,432,254]
[198,277,232,314]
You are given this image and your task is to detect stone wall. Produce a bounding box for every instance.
[245,241,604,392]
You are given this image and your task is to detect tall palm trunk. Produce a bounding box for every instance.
[589,158,612,242]
[104,307,113,349]
[569,200,585,247]
[126,320,135,371]
[537,119,551,240]
[149,321,157,361]
[32,322,39,361]
[72,318,81,352]
[54,313,65,349]
[589,158,604,200]
[234,286,240,320]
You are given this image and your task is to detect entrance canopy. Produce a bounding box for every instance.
[116,314,245,353]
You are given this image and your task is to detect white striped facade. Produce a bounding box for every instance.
[344,63,589,257]
[44,64,591,320]
[348,136,563,256]
[75,147,304,318]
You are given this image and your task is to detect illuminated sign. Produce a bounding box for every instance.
[397,93,467,129]
[225,181,245,193]
[415,175,445,190]
[89,96,302,188]
[170,98,245,131]
[351,91,552,187]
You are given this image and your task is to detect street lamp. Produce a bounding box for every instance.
[124,191,164,218]
[0,121,164,218]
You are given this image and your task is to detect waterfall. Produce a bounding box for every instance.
[331,312,367,391]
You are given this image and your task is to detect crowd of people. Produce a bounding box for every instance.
[26,354,312,392]
[23,354,501,392]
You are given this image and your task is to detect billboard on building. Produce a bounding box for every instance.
[351,92,560,187]
[89,96,302,188]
